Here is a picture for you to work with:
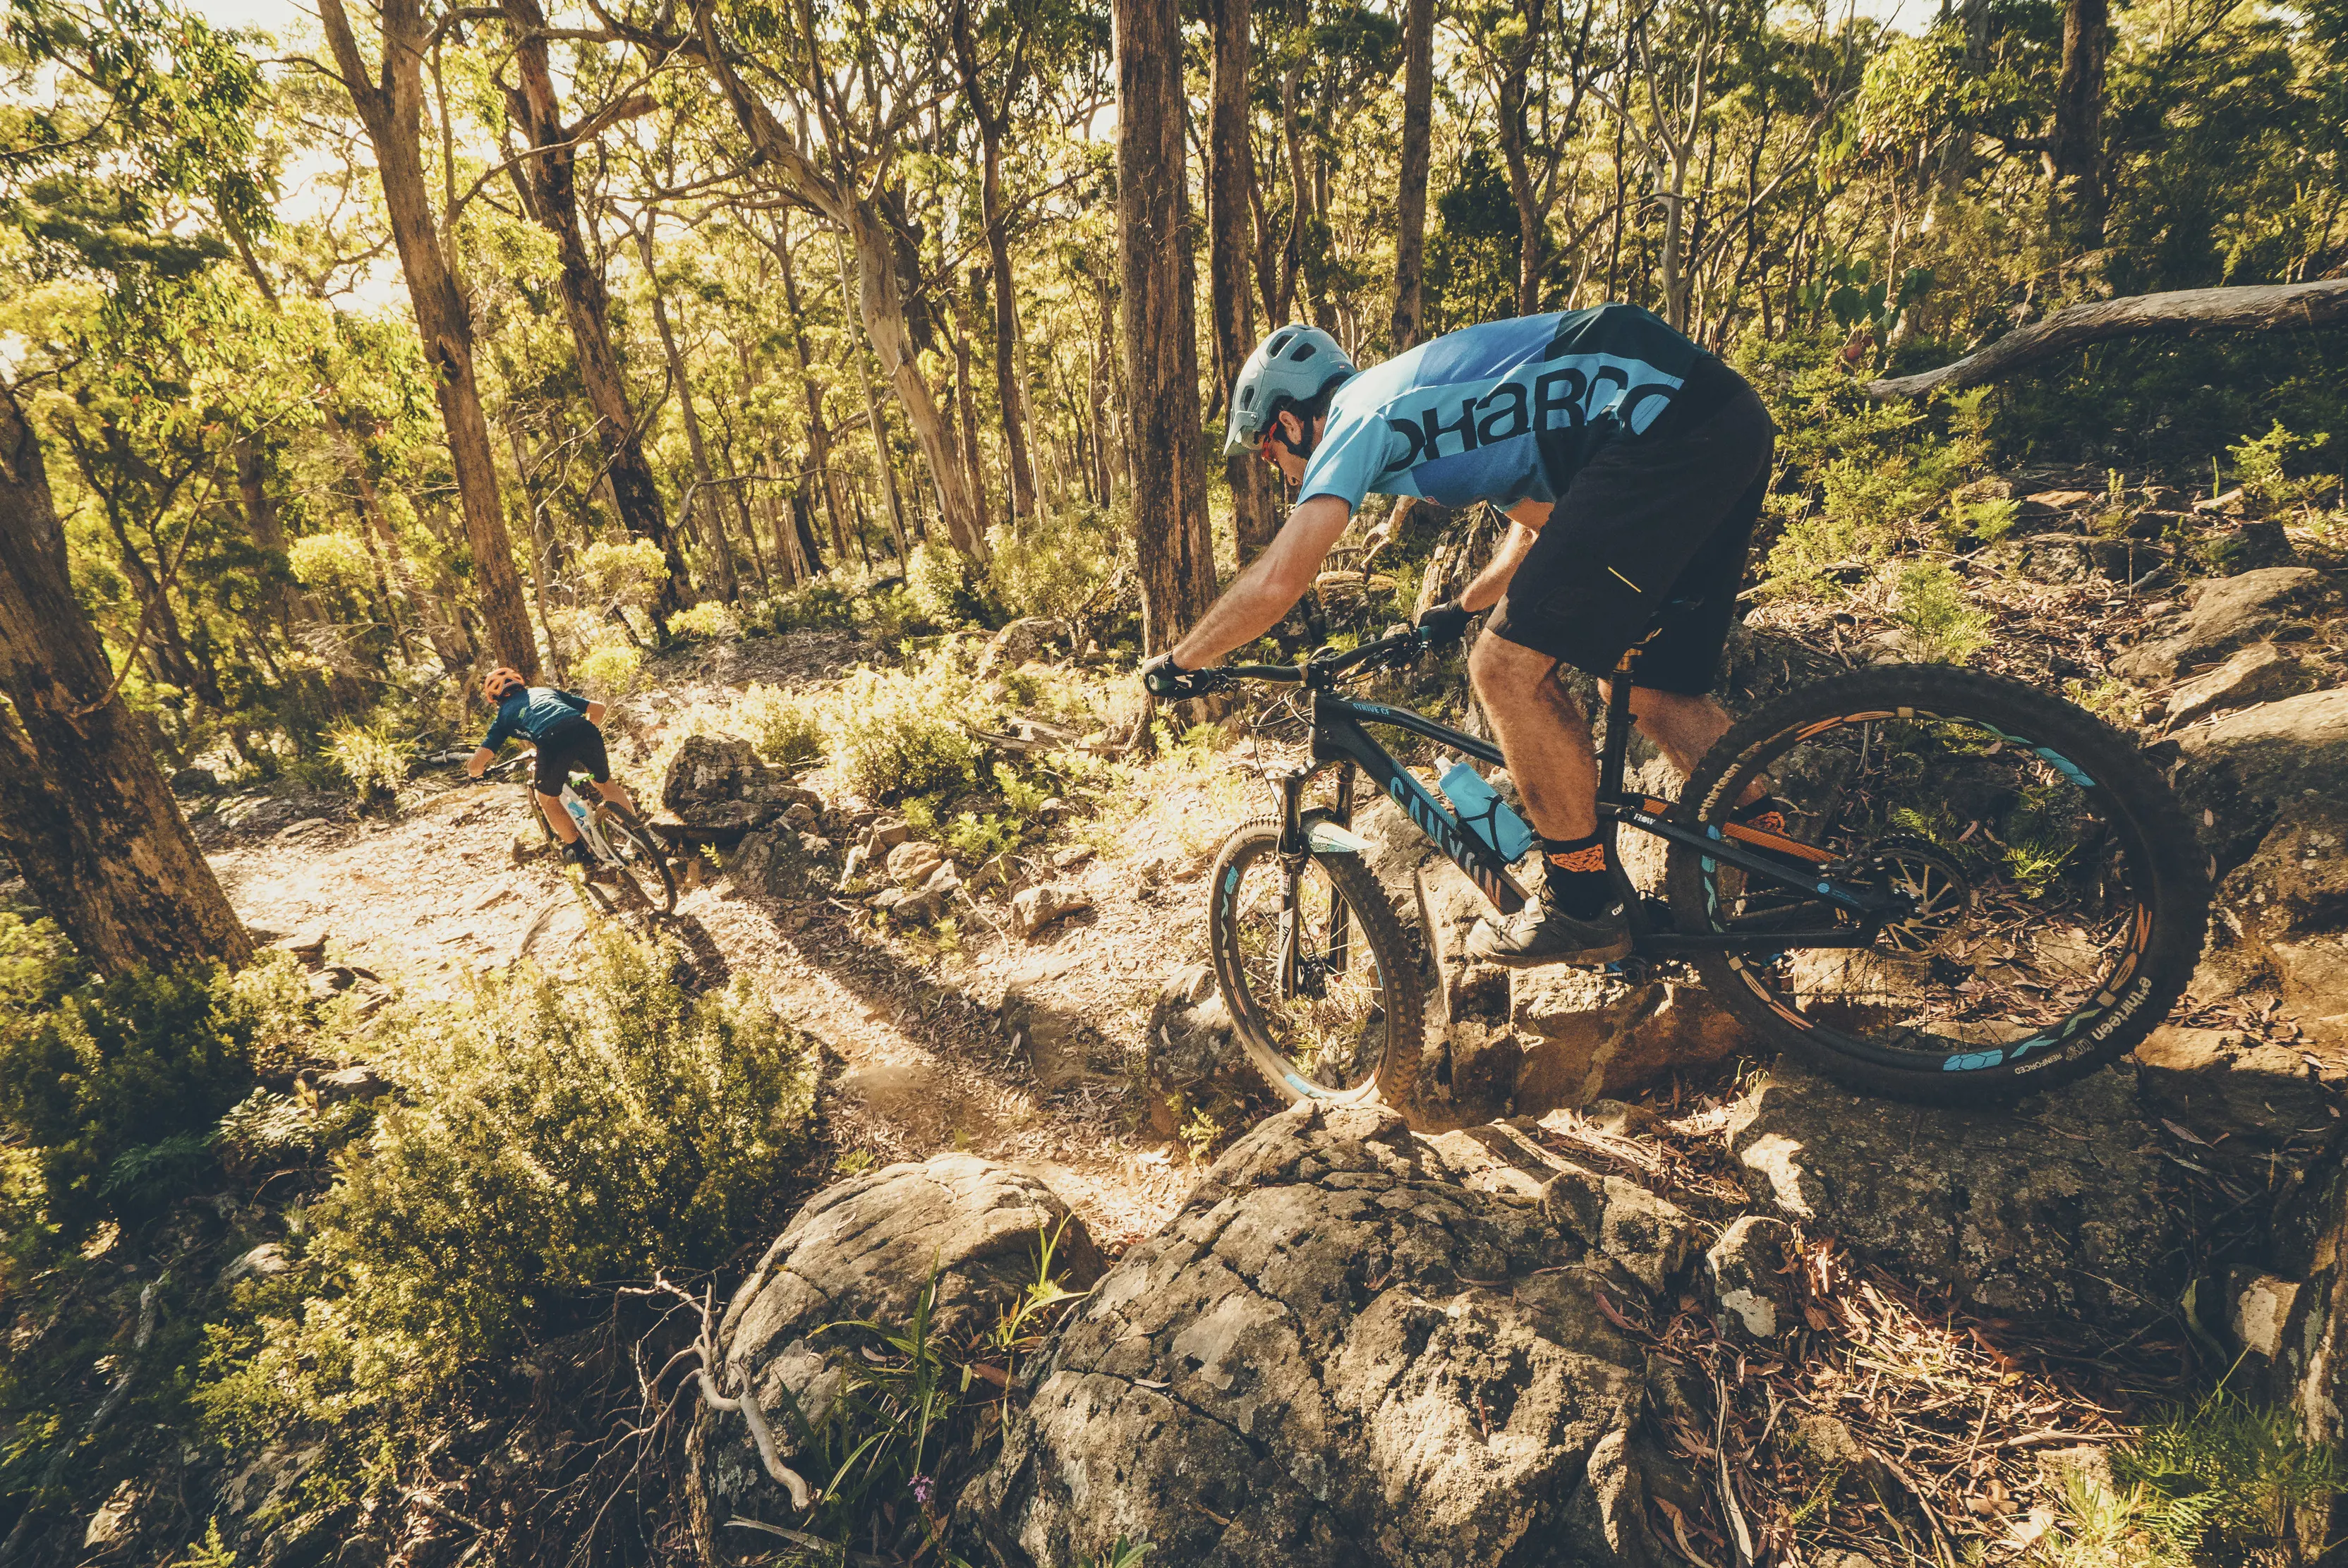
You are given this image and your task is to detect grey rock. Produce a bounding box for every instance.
[1143,968,1243,1117]
[220,1241,291,1287]
[886,839,946,886]
[1705,1215,1797,1342]
[865,817,912,853]
[1447,1018,1525,1122]
[976,616,1065,676]
[2134,1026,2341,1155]
[2164,642,2320,728]
[687,1155,1106,1564]
[2117,567,2321,682]
[661,735,821,839]
[2177,688,2348,870]
[974,1103,1666,1568]
[1724,1059,2179,1327]
[1009,883,1089,938]
[1510,966,1746,1114]
[727,828,821,899]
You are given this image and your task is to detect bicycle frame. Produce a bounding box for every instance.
[1274,656,1899,956]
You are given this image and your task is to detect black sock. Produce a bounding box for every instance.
[1542,833,1616,920]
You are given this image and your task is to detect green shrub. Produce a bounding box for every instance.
[985,504,1129,624]
[671,600,741,641]
[200,928,819,1436]
[0,952,304,1235]
[576,538,671,609]
[2229,420,2338,511]
[734,682,825,767]
[823,660,985,803]
[325,721,407,808]
[905,541,984,628]
[757,577,859,633]
[1889,560,1992,664]
[284,532,375,595]
[574,641,643,700]
[860,583,921,642]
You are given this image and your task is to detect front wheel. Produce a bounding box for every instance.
[1664,664,2207,1103]
[593,798,679,918]
[1206,813,1424,1107]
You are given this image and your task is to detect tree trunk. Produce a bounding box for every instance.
[949,0,1040,528]
[0,386,253,975]
[315,0,539,678]
[501,0,685,618]
[502,415,567,682]
[830,233,913,561]
[1115,0,1215,652]
[1391,0,1436,351]
[2047,0,2110,248]
[953,267,990,538]
[1209,0,1278,560]
[231,437,303,631]
[773,235,848,568]
[634,219,740,600]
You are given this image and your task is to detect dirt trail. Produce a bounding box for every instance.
[200,636,1206,1249]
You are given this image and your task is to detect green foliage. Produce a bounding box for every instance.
[985,504,1128,624]
[1793,247,1933,358]
[574,641,643,700]
[576,539,670,609]
[670,600,741,641]
[905,540,985,628]
[756,578,859,633]
[199,928,818,1438]
[1889,561,1992,664]
[284,532,376,595]
[0,952,305,1234]
[823,657,986,803]
[2114,1386,2342,1544]
[325,721,407,808]
[734,682,826,767]
[1954,495,2021,543]
[2229,420,2338,511]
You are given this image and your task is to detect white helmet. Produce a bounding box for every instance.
[1225,325,1357,456]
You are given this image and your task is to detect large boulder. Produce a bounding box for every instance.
[687,1155,1106,1564]
[2134,1026,2343,1163]
[2117,567,2324,683]
[1724,1059,2181,1327]
[972,1103,1672,1568]
[662,734,823,841]
[2162,642,2323,729]
[2222,801,2348,1045]
[2175,688,2348,871]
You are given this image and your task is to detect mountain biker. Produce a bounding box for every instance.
[1142,309,1780,967]
[465,667,636,873]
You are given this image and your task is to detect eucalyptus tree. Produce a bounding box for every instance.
[312,0,541,674]
[0,0,260,971]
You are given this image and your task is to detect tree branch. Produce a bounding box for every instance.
[1867,279,2348,400]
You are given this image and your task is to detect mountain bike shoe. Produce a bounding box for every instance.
[1467,894,1633,967]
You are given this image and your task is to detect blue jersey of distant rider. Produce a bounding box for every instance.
[1295,304,1709,515]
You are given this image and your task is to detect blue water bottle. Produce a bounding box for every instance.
[1439,762,1537,862]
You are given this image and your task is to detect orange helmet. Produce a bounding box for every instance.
[482,667,526,702]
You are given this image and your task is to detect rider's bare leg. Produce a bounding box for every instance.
[1468,632,1599,839]
[1599,683,1767,806]
[536,789,581,843]
[590,779,635,814]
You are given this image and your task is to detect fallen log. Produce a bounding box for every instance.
[1866,278,2348,400]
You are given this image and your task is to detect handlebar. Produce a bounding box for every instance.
[1204,626,1421,692]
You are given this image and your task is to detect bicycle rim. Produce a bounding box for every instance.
[1685,698,2164,1078]
[597,806,678,917]
[1211,828,1400,1101]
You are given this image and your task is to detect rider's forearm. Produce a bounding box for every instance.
[466,746,494,778]
[1170,494,1352,667]
[1460,523,1538,613]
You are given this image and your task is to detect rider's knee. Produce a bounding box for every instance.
[1467,628,1539,696]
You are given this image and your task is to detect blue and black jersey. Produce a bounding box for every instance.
[1296,305,1728,514]
[480,686,593,750]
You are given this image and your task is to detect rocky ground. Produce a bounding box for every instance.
[150,480,2348,1564]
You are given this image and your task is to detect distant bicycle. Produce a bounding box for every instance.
[476,751,677,920]
[1192,623,2207,1107]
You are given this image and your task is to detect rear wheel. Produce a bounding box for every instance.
[1206,813,1423,1107]
[1664,665,2206,1102]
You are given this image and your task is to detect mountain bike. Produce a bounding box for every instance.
[1191,623,2208,1108]
[476,752,678,920]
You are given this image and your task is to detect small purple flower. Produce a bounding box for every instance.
[912,1475,935,1508]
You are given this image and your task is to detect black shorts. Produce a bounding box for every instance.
[532,719,610,795]
[1486,373,1776,695]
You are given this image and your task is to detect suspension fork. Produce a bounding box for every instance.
[1272,763,1357,1000]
